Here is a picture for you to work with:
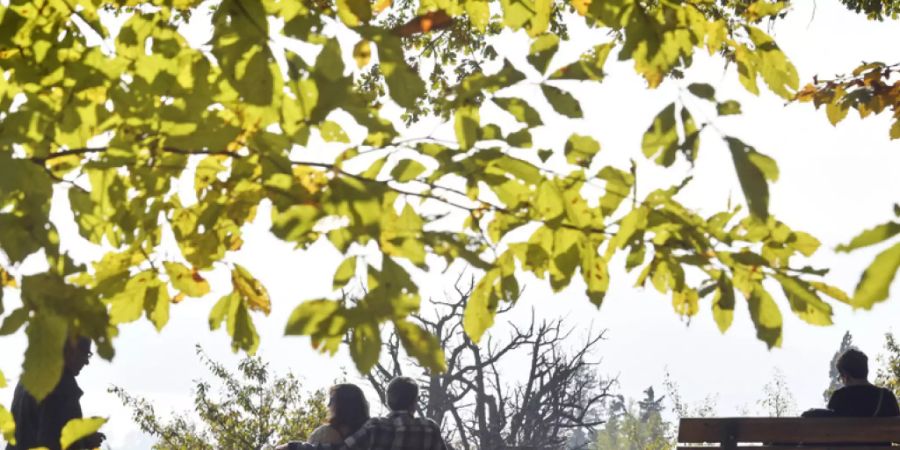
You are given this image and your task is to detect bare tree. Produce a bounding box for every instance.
[361,277,613,450]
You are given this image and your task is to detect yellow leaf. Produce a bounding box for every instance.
[374,0,392,13]
[231,265,271,315]
[571,0,591,15]
[0,268,16,288]
[60,417,106,450]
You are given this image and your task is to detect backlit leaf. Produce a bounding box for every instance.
[564,134,600,167]
[836,222,900,252]
[391,159,427,182]
[0,405,13,444]
[349,322,381,373]
[333,256,358,291]
[852,242,900,309]
[164,262,210,298]
[727,137,772,219]
[60,417,106,450]
[747,285,783,349]
[232,265,271,315]
[22,313,68,401]
[395,320,446,372]
[541,84,583,118]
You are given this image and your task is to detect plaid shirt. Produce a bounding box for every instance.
[289,411,448,450]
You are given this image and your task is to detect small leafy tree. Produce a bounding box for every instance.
[824,331,855,401]
[592,388,672,450]
[875,332,900,398]
[757,368,797,417]
[111,347,328,450]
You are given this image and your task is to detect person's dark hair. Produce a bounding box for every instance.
[386,376,418,411]
[837,348,868,379]
[64,336,91,356]
[328,384,370,436]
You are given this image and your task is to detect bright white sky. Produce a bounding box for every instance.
[1,2,899,449]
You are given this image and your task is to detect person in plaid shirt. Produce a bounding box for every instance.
[280,376,449,450]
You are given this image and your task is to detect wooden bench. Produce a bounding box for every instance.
[677,417,900,449]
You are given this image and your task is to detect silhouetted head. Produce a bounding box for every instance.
[328,383,370,435]
[837,348,868,382]
[386,376,418,412]
[63,336,92,376]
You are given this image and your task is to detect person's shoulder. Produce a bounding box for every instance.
[412,415,441,429]
[308,424,343,444]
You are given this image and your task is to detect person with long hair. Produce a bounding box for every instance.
[307,384,370,444]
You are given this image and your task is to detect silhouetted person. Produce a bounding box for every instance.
[280,376,448,450]
[803,348,900,418]
[6,336,104,450]
[307,384,370,444]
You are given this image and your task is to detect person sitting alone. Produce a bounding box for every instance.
[307,384,370,444]
[280,376,448,450]
[803,348,900,418]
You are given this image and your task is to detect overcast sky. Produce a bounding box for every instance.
[1,2,899,449]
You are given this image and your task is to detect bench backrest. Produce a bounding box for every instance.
[678,417,900,448]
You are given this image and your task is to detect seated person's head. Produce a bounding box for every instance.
[328,383,370,434]
[386,376,418,412]
[64,336,93,376]
[837,348,868,383]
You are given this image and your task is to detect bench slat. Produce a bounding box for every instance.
[678,417,900,444]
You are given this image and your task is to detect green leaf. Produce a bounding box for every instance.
[395,320,447,372]
[337,0,372,26]
[597,166,633,217]
[333,256,358,291]
[534,180,565,221]
[774,274,833,326]
[0,308,29,336]
[852,241,900,309]
[688,83,716,100]
[232,264,271,314]
[527,34,559,74]
[144,284,170,332]
[713,273,735,333]
[541,84,583,118]
[564,134,601,167]
[747,285,783,349]
[109,271,156,325]
[319,120,350,143]
[284,299,345,337]
[717,100,742,115]
[164,262,210,298]
[726,137,773,220]
[371,32,425,109]
[22,313,68,401]
[836,222,900,252]
[209,291,260,353]
[493,97,543,127]
[642,103,678,166]
[0,405,14,445]
[454,104,480,150]
[746,26,799,100]
[211,0,276,105]
[466,0,490,32]
[582,247,609,306]
[60,417,106,450]
[506,129,532,148]
[463,269,501,343]
[391,159,427,182]
[349,322,380,373]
